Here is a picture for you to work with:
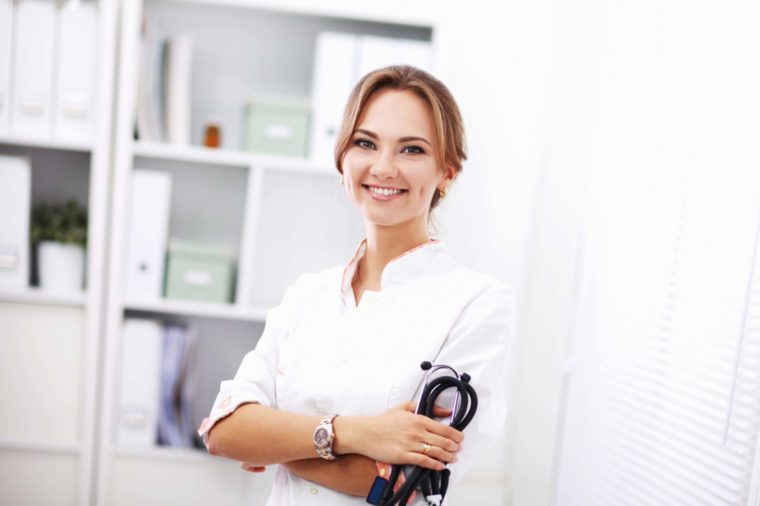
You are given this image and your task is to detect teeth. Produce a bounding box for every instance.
[369,186,403,196]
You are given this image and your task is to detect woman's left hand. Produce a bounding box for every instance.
[333,401,463,470]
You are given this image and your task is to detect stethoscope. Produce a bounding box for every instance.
[414,361,469,426]
[368,361,479,506]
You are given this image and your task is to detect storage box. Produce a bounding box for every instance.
[243,97,310,157]
[164,239,235,304]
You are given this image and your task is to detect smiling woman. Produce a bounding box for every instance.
[199,65,513,506]
[340,89,450,231]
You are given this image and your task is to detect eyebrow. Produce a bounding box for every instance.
[354,129,432,147]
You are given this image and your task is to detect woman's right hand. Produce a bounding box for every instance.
[334,402,464,470]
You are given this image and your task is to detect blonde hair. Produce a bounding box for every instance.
[334,65,467,210]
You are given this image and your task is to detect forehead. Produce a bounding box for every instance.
[356,88,436,139]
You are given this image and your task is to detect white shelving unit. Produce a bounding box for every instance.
[99,0,436,504]
[0,0,118,505]
[0,286,88,307]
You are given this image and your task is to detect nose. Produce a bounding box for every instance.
[369,148,398,179]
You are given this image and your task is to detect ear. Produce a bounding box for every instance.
[440,165,457,188]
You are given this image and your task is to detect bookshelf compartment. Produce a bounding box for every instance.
[0,450,79,506]
[0,302,84,447]
[108,452,271,506]
[140,0,431,151]
[118,310,264,452]
[247,169,363,307]
[0,143,91,290]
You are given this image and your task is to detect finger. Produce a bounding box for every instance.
[406,451,447,471]
[423,418,465,444]
[432,404,453,417]
[424,433,461,453]
[240,462,266,473]
[425,444,458,464]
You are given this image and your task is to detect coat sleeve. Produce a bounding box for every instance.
[197,274,312,446]
[430,281,515,490]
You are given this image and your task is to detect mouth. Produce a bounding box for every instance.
[362,184,408,201]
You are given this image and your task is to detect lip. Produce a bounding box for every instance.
[362,184,408,201]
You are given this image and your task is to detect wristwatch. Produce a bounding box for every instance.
[313,414,339,460]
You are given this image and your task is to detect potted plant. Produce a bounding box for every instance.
[30,200,88,293]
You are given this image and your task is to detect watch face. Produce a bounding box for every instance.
[314,427,329,447]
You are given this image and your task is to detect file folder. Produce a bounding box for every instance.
[392,38,432,73]
[165,35,193,146]
[12,0,55,139]
[0,0,13,136]
[309,31,358,166]
[118,318,164,447]
[357,35,396,78]
[358,35,432,76]
[309,32,433,166]
[55,0,98,143]
[0,154,31,291]
[125,169,172,300]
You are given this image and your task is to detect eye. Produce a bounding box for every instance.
[402,145,424,155]
[354,138,375,150]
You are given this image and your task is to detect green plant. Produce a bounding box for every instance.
[30,200,88,247]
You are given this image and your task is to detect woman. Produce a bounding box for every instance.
[199,65,513,505]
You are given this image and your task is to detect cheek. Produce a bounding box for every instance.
[342,153,368,182]
[406,167,442,197]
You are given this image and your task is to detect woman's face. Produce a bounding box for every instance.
[341,89,450,231]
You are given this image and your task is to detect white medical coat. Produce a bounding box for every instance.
[199,240,514,505]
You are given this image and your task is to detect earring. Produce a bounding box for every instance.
[339,174,344,185]
[439,186,448,198]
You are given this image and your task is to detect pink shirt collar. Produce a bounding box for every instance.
[339,238,446,305]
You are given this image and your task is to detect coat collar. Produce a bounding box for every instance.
[339,238,447,305]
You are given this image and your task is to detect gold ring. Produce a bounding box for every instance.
[422,443,432,455]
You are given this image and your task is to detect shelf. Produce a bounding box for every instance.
[114,445,211,463]
[132,141,335,176]
[0,439,80,455]
[152,0,437,28]
[0,134,92,153]
[0,287,87,307]
[124,297,268,322]
[133,142,252,167]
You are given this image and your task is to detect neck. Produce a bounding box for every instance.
[357,217,432,290]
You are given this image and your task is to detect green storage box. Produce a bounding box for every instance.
[164,239,235,304]
[243,97,310,157]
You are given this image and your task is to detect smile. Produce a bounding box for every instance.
[362,184,408,200]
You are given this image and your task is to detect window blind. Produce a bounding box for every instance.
[552,168,760,505]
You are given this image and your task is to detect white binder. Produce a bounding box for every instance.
[392,38,432,73]
[309,31,358,166]
[0,0,14,136]
[358,35,432,76]
[55,0,98,143]
[165,35,193,146]
[309,32,433,166]
[117,318,164,447]
[12,0,56,139]
[357,35,396,77]
[0,155,31,291]
[125,169,172,300]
